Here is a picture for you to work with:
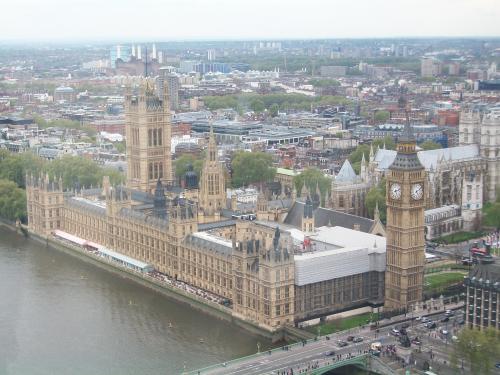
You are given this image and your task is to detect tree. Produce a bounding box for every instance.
[483,199,500,230]
[373,135,396,150]
[231,151,276,188]
[0,179,27,222]
[348,144,370,174]
[174,155,203,180]
[293,168,331,205]
[269,103,279,117]
[451,328,500,374]
[420,140,442,150]
[250,99,265,113]
[374,110,390,122]
[46,155,124,189]
[365,179,387,222]
[114,141,126,153]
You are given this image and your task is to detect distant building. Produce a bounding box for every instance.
[54,86,76,103]
[157,68,180,111]
[477,80,500,91]
[421,57,442,77]
[320,66,347,77]
[110,45,132,68]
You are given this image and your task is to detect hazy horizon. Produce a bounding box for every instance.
[1,0,499,43]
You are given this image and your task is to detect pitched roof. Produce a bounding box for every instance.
[335,159,358,183]
[284,201,375,233]
[374,145,480,171]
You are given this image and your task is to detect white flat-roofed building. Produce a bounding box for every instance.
[294,226,386,287]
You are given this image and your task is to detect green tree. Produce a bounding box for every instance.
[250,99,265,113]
[293,168,331,205]
[231,151,276,188]
[483,199,500,229]
[0,179,27,222]
[46,155,124,189]
[420,140,442,150]
[373,135,396,150]
[374,110,390,122]
[0,150,45,188]
[174,155,203,180]
[450,328,500,374]
[114,141,126,153]
[269,103,279,117]
[348,144,370,174]
[365,179,387,222]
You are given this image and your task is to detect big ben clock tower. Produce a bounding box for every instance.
[385,97,426,311]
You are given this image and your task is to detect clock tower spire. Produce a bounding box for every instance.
[385,95,426,311]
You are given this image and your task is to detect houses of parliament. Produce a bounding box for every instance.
[26,78,425,332]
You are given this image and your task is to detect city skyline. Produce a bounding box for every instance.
[1,0,499,42]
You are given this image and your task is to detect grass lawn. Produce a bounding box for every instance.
[305,312,379,335]
[425,272,466,290]
[434,231,484,244]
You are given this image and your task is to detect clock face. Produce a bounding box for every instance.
[411,183,423,200]
[390,183,402,200]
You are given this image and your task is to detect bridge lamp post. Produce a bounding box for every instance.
[257,342,260,353]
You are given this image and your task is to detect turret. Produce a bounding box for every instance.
[302,195,314,233]
[153,178,167,219]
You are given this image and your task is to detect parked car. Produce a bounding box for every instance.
[445,310,454,316]
[324,350,335,356]
[426,322,437,329]
[337,341,348,347]
[441,316,450,322]
[353,337,363,343]
[391,329,400,336]
[440,329,449,335]
[411,337,421,345]
[401,322,410,329]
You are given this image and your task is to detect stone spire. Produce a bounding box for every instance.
[374,201,380,222]
[369,143,374,162]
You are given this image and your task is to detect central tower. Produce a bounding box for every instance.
[125,77,173,192]
[198,127,227,221]
[385,97,426,311]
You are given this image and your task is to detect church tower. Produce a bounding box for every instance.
[385,97,426,311]
[125,77,173,193]
[198,127,227,221]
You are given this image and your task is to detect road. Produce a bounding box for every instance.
[189,307,466,375]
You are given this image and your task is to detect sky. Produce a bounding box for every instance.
[1,0,499,42]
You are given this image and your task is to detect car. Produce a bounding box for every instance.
[415,316,422,321]
[411,337,421,345]
[324,350,335,356]
[337,341,348,347]
[391,329,400,336]
[495,362,500,369]
[445,310,454,316]
[346,335,354,342]
[353,337,363,343]
[440,329,449,335]
[441,316,450,322]
[401,322,410,329]
[426,322,437,329]
[457,318,465,325]
[421,317,430,323]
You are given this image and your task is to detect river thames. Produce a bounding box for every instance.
[0,228,269,375]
